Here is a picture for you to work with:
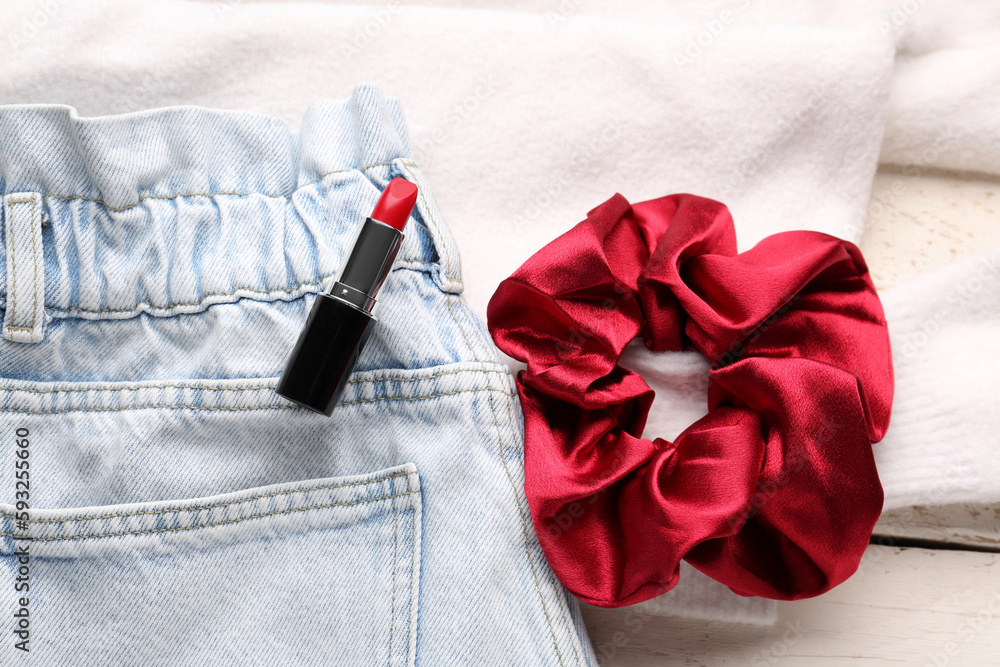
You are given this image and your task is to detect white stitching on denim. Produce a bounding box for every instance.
[0,382,275,395]
[40,271,336,315]
[485,375,570,666]
[0,471,411,522]
[1,491,418,542]
[389,493,399,662]
[7,200,20,331]
[347,367,508,385]
[29,197,39,335]
[0,366,506,399]
[437,286,569,665]
[0,366,506,397]
[0,404,295,415]
[0,387,516,415]
[407,473,418,663]
[340,388,515,406]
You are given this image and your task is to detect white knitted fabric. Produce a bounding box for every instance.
[877,249,1000,510]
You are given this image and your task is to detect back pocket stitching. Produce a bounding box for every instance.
[0,471,412,523]
[388,495,399,664]
[406,475,419,666]
[1,490,418,542]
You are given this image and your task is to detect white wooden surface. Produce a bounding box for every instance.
[579,168,1000,665]
[582,547,1000,666]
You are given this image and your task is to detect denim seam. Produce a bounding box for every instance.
[397,161,446,276]
[0,366,508,396]
[29,198,39,331]
[493,381,586,664]
[37,271,336,315]
[389,495,398,664]
[0,490,418,542]
[341,388,515,406]
[0,404,295,415]
[485,380,569,667]
[515,382,585,665]
[348,367,508,384]
[446,295,481,363]
[407,474,418,666]
[25,264,433,317]
[498,370,585,664]
[0,471,411,522]
[438,289,569,665]
[0,387,516,414]
[8,199,22,328]
[0,383,277,395]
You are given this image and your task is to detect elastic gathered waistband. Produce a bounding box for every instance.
[0,85,462,326]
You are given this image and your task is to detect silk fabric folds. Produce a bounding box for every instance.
[487,193,893,608]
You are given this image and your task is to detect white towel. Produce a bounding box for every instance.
[0,1,897,318]
[877,248,1000,510]
[296,0,1000,176]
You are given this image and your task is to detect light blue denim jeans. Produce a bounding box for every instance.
[0,85,597,666]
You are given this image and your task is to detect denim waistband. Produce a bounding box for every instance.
[0,85,463,326]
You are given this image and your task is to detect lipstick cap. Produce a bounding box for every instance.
[275,293,374,416]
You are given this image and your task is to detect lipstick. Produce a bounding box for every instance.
[276,177,419,415]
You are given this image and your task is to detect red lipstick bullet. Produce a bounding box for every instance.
[276,177,419,415]
[370,178,418,231]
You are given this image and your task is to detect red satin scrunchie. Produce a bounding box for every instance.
[487,193,893,608]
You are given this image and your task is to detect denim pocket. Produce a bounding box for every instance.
[0,463,421,666]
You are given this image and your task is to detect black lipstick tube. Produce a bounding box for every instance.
[275,218,404,416]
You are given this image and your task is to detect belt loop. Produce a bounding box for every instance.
[3,192,46,343]
[395,159,464,294]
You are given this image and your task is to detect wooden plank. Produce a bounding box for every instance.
[581,545,1000,666]
[876,504,1000,551]
[861,167,1000,292]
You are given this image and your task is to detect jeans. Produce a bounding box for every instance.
[0,85,597,666]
